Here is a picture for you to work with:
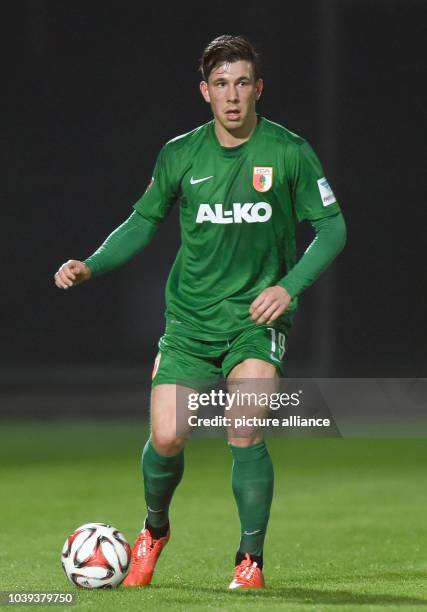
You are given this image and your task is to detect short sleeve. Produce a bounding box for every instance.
[133,144,179,224]
[287,140,341,222]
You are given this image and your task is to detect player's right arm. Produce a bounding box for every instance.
[54,211,157,289]
[54,143,179,290]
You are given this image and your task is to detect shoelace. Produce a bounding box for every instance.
[132,532,155,563]
[236,555,258,583]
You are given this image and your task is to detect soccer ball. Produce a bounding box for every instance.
[61,523,131,588]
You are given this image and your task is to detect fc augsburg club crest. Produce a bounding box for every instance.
[253,167,273,192]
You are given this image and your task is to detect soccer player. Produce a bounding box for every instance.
[54,35,346,589]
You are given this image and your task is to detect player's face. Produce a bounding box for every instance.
[200,60,263,133]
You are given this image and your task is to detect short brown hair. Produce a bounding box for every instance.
[199,35,261,81]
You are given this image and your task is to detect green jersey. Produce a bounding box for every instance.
[133,116,341,339]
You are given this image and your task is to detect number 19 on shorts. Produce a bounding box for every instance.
[268,328,286,360]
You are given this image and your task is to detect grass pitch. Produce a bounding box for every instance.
[0,421,426,611]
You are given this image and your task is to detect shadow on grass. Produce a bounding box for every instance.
[153,584,427,606]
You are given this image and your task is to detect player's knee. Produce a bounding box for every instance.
[151,431,185,456]
[228,358,277,379]
[228,435,264,448]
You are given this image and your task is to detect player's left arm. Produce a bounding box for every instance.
[250,211,346,324]
[251,138,346,325]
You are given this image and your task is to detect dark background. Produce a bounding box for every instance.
[2,0,426,409]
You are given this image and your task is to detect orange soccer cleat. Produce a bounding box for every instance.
[122,527,170,587]
[228,553,266,589]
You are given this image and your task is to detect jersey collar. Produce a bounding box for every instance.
[209,115,264,157]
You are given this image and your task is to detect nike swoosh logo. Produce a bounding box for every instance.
[243,529,261,536]
[147,506,165,513]
[190,175,214,185]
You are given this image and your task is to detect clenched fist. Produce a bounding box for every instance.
[54,260,92,289]
[249,285,292,325]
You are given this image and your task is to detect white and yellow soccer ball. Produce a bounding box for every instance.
[61,523,131,588]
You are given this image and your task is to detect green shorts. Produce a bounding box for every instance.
[151,324,291,387]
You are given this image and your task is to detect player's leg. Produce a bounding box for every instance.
[124,331,222,587]
[143,383,191,534]
[124,382,194,587]
[226,358,277,589]
[143,332,223,532]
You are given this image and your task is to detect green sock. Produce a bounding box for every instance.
[230,441,274,557]
[142,437,184,528]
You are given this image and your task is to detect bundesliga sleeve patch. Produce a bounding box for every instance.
[317,177,336,206]
[145,177,154,193]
